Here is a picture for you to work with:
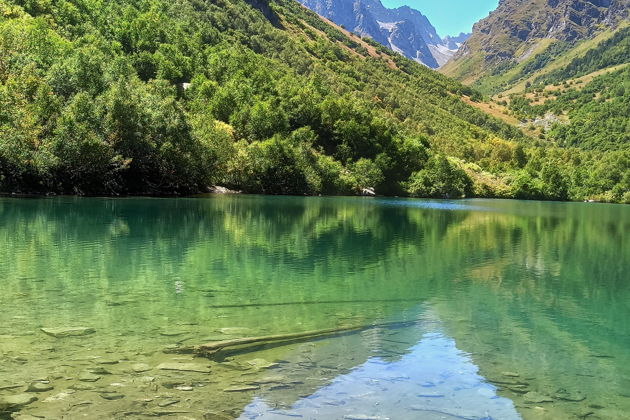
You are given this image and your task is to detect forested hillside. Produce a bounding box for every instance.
[0,0,627,202]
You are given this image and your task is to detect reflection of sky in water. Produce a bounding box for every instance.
[240,333,521,420]
[373,198,491,212]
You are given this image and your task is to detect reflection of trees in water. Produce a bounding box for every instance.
[429,205,630,420]
[0,196,466,291]
[1,197,627,311]
[0,196,469,337]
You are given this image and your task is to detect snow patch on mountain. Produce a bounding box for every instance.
[299,0,470,68]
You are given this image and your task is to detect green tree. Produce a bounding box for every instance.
[407,155,472,199]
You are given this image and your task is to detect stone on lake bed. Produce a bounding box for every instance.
[70,383,95,391]
[218,327,251,335]
[524,392,554,403]
[100,393,125,400]
[246,358,278,369]
[0,394,38,411]
[42,391,75,402]
[555,389,586,402]
[88,367,112,375]
[26,382,54,392]
[78,372,102,382]
[508,384,529,394]
[98,358,120,365]
[157,363,211,373]
[502,371,520,377]
[253,375,287,384]
[159,330,189,337]
[40,327,95,338]
[132,363,152,373]
[12,415,44,420]
[0,384,23,391]
[224,385,260,392]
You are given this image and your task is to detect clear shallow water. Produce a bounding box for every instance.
[0,196,628,420]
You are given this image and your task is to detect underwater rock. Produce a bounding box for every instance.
[70,383,95,391]
[223,385,260,392]
[202,411,234,420]
[162,381,186,389]
[508,384,529,394]
[98,358,120,365]
[157,399,180,407]
[100,392,125,400]
[555,388,586,402]
[252,375,287,384]
[87,367,111,375]
[524,392,554,403]
[502,371,520,377]
[26,382,53,393]
[40,327,95,338]
[78,372,102,382]
[159,330,189,337]
[218,327,251,335]
[42,390,75,402]
[132,363,151,373]
[12,414,44,420]
[157,363,211,373]
[0,384,23,391]
[246,358,278,369]
[0,394,37,411]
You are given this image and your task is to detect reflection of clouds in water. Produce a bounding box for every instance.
[240,333,521,420]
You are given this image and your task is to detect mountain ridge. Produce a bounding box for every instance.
[442,0,630,85]
[298,0,468,68]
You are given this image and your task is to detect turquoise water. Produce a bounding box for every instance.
[0,196,628,419]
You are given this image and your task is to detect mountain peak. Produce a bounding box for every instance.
[297,0,468,68]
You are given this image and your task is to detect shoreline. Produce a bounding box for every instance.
[0,191,624,205]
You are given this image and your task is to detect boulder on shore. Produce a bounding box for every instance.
[207,186,240,194]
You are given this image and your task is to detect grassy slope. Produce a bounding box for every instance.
[498,24,629,96]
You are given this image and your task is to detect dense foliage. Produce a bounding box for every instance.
[0,0,626,202]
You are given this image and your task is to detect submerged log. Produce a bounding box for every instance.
[177,320,419,360]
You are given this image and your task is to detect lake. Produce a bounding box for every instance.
[0,196,628,420]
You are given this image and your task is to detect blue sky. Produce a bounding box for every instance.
[381,0,499,38]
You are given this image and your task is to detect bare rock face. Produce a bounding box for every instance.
[451,0,628,66]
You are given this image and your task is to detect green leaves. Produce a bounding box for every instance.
[407,155,472,199]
